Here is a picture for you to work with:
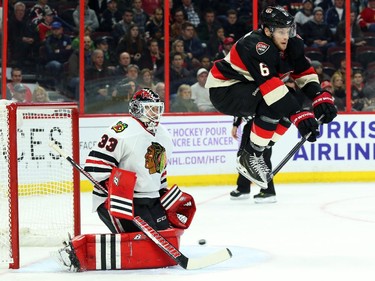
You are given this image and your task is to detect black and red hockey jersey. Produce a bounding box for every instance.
[205,30,320,116]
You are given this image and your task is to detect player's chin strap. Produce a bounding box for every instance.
[267,114,325,182]
[49,142,232,270]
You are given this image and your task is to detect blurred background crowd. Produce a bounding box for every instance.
[2,0,375,113]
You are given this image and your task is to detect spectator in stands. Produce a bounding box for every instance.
[302,6,336,60]
[116,24,147,64]
[132,0,149,36]
[8,2,39,66]
[294,0,314,36]
[191,68,216,112]
[179,0,200,27]
[199,55,213,71]
[112,8,134,44]
[358,0,375,32]
[171,84,199,112]
[178,22,204,66]
[170,8,187,41]
[207,26,226,60]
[196,9,222,47]
[85,49,113,104]
[67,35,94,100]
[171,39,193,70]
[330,72,346,111]
[108,79,137,113]
[125,64,141,86]
[325,0,345,34]
[138,68,157,91]
[99,0,122,32]
[88,0,107,21]
[336,11,366,48]
[73,0,99,32]
[10,83,27,102]
[32,85,50,102]
[145,7,164,43]
[95,36,116,67]
[44,21,73,83]
[141,0,162,16]
[37,9,55,42]
[7,68,32,102]
[27,0,55,26]
[72,26,95,50]
[154,81,165,101]
[311,60,331,83]
[164,52,194,96]
[214,37,234,60]
[139,39,164,74]
[114,51,132,77]
[222,9,244,41]
[351,70,367,111]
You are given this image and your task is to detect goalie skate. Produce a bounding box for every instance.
[57,234,81,272]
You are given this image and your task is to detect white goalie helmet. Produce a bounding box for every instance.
[129,88,164,133]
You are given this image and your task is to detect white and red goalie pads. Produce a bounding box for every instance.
[161,185,196,229]
[107,167,137,220]
[70,229,184,270]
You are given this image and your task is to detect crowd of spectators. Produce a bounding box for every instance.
[4,0,375,112]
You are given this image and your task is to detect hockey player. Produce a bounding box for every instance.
[230,116,276,203]
[206,5,337,188]
[57,89,196,271]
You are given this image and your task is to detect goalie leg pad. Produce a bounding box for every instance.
[61,229,184,271]
[161,184,196,229]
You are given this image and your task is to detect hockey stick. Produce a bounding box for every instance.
[49,142,232,270]
[267,115,325,182]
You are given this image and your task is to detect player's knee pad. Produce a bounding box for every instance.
[161,184,196,229]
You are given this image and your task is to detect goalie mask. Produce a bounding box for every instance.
[129,88,164,133]
[261,6,296,38]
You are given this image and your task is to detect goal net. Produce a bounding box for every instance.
[0,101,80,269]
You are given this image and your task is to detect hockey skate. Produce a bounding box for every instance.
[253,192,277,204]
[236,150,271,189]
[57,233,81,272]
[230,189,250,200]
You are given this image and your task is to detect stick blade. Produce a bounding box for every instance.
[185,248,232,270]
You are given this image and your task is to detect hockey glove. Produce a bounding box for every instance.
[290,110,320,142]
[160,184,196,229]
[312,91,337,123]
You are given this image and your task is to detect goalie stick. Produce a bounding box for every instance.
[267,115,325,182]
[49,142,232,270]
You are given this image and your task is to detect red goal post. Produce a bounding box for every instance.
[0,101,80,269]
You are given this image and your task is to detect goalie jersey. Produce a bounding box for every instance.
[84,117,173,212]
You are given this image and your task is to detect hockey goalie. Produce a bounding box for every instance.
[57,89,196,271]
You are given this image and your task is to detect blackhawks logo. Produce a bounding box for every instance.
[111,121,128,133]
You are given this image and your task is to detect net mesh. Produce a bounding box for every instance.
[0,104,77,267]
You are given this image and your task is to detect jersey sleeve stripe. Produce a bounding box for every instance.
[88,150,119,166]
[228,43,247,71]
[259,77,289,105]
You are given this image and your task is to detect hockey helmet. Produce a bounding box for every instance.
[261,6,296,37]
[129,88,164,132]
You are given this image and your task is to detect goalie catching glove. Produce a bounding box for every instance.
[160,184,196,229]
[312,91,337,124]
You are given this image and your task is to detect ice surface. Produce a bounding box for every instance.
[1,182,374,281]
